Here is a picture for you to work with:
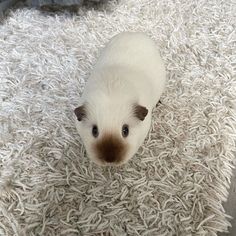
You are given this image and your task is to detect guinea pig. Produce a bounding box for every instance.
[74,32,166,166]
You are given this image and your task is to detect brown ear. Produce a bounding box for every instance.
[74,105,86,121]
[133,104,148,121]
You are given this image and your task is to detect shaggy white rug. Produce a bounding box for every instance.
[0,0,236,235]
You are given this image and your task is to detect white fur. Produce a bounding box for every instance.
[75,32,166,165]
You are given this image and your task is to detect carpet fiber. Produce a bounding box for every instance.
[0,0,236,235]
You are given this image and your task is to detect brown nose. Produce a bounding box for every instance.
[93,134,127,164]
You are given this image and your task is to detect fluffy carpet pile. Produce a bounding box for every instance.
[0,0,236,235]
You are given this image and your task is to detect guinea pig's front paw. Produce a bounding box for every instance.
[156,100,162,107]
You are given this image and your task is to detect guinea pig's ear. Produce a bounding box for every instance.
[74,105,86,121]
[133,104,148,121]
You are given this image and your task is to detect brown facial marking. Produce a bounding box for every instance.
[93,134,127,163]
[74,105,86,121]
[133,104,148,121]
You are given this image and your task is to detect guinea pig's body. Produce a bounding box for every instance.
[74,32,166,166]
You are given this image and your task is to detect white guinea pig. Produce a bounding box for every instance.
[74,32,166,166]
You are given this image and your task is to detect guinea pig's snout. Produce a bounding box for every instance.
[93,134,127,165]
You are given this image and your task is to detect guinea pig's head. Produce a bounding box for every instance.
[74,99,150,166]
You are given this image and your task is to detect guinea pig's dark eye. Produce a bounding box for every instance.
[92,125,99,138]
[122,124,129,138]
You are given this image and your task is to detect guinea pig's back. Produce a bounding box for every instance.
[96,32,162,69]
[125,32,166,101]
[93,32,166,105]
